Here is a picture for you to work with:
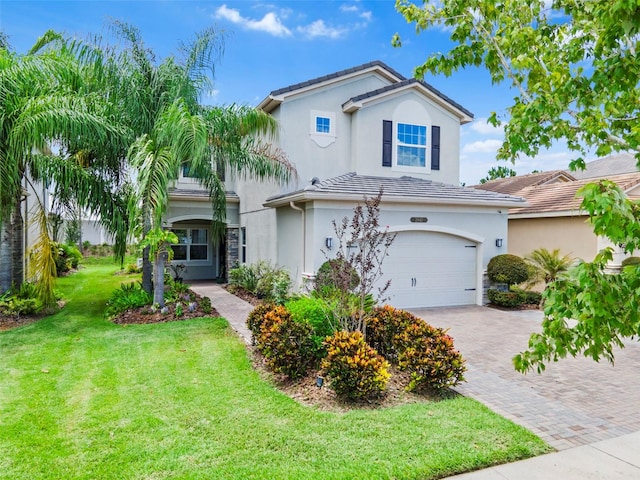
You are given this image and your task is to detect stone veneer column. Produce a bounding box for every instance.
[225,227,239,282]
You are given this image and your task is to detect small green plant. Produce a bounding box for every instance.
[199,296,212,314]
[525,248,574,285]
[487,254,529,287]
[286,296,336,357]
[322,330,390,401]
[126,263,142,274]
[256,305,316,379]
[105,282,153,318]
[174,302,184,317]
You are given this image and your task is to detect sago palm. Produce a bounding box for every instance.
[525,248,574,285]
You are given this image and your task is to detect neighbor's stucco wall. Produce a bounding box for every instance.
[508,215,596,261]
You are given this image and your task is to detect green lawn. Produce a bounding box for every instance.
[0,259,550,479]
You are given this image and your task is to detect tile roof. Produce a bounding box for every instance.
[509,172,640,216]
[265,172,525,207]
[344,78,474,119]
[569,152,640,179]
[472,170,575,195]
[267,60,405,96]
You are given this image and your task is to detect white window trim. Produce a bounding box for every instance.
[393,122,431,174]
[309,110,336,148]
[170,227,211,265]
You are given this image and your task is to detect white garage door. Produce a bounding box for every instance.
[379,231,477,309]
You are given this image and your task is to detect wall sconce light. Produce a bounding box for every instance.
[325,237,333,249]
[495,238,503,248]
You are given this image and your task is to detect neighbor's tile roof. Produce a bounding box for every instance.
[268,60,405,96]
[265,172,525,207]
[509,172,640,215]
[344,78,474,119]
[569,152,639,179]
[472,170,575,195]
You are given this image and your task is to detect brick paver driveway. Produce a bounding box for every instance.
[410,306,640,451]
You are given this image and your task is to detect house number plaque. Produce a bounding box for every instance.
[410,217,428,223]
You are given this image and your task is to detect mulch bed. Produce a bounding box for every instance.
[0,313,47,331]
[111,292,220,325]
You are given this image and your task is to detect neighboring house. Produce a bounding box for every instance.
[475,158,640,267]
[166,61,526,309]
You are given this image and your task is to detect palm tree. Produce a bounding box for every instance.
[525,248,574,286]
[114,23,293,306]
[0,31,128,298]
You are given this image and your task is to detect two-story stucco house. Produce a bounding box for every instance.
[165,61,525,309]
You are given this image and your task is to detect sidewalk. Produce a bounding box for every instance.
[191,284,640,480]
[447,430,640,479]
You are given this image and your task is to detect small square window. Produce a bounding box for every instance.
[315,116,331,134]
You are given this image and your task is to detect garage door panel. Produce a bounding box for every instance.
[380,231,477,309]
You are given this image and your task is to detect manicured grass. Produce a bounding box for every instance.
[0,258,550,479]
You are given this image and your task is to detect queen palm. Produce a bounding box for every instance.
[117,24,293,305]
[0,31,128,299]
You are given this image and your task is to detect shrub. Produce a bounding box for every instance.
[322,330,390,401]
[314,258,360,294]
[366,305,415,362]
[487,288,523,308]
[200,296,212,314]
[51,242,82,274]
[126,263,142,274]
[395,321,466,392]
[0,298,43,316]
[229,261,291,303]
[105,282,152,318]
[246,303,277,340]
[518,289,543,305]
[286,296,336,356]
[621,256,640,268]
[256,305,316,378]
[487,254,529,286]
[367,305,466,392]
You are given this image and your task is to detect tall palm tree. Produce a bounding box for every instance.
[0,31,128,297]
[116,24,293,304]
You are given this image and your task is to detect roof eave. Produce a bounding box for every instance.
[342,83,473,124]
[264,191,526,209]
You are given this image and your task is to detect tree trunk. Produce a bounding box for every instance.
[142,245,153,294]
[0,219,12,293]
[153,251,167,307]
[12,203,24,288]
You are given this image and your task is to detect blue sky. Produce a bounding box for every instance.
[1,0,576,185]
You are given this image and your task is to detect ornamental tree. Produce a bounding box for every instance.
[395,0,640,372]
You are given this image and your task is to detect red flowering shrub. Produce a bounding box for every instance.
[395,321,466,392]
[367,305,466,392]
[246,303,276,342]
[322,330,390,401]
[256,305,316,379]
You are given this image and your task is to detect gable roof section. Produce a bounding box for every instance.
[473,170,575,195]
[256,60,473,122]
[264,172,525,208]
[509,172,640,218]
[342,78,473,124]
[257,60,404,113]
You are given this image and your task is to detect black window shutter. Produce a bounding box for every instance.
[382,120,392,167]
[431,125,440,170]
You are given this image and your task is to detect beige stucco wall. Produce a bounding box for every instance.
[508,215,596,261]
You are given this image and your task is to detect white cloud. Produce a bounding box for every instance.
[469,117,504,136]
[339,3,372,23]
[340,5,358,13]
[214,5,292,37]
[297,20,345,39]
[462,139,503,153]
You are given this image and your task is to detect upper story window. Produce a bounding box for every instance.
[315,116,331,134]
[382,120,440,172]
[310,110,336,147]
[397,123,427,168]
